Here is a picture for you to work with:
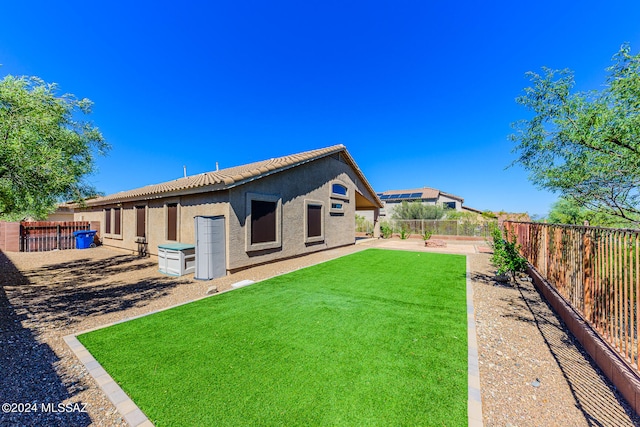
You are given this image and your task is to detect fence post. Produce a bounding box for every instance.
[583,228,594,322]
[0,222,21,252]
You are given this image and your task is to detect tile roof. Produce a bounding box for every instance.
[80,145,382,207]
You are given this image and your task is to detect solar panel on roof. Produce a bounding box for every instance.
[379,195,391,200]
[389,194,402,199]
[410,192,423,198]
[399,193,411,198]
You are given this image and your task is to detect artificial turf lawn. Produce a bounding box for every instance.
[78,249,468,426]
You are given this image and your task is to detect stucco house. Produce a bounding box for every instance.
[72,145,381,275]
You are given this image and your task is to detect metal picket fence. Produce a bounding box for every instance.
[388,219,495,238]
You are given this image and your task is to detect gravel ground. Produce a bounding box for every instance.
[1,240,639,426]
[469,253,640,427]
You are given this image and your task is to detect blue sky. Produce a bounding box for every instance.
[2,1,640,217]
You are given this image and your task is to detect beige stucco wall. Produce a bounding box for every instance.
[46,212,75,221]
[74,192,229,257]
[74,154,379,274]
[225,154,365,271]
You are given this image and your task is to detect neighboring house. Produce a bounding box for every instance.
[376,187,465,219]
[45,204,76,221]
[72,145,382,274]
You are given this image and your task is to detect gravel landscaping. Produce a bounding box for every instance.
[1,240,639,426]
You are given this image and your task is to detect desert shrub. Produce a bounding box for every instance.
[399,226,410,240]
[380,222,393,239]
[491,227,527,281]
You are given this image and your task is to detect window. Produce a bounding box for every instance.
[251,200,277,244]
[246,193,282,251]
[105,208,111,234]
[331,183,348,198]
[113,207,121,235]
[167,203,178,241]
[305,201,324,243]
[444,201,456,210]
[136,206,146,238]
[330,202,344,214]
[104,207,122,238]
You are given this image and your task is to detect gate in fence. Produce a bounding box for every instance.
[20,221,90,252]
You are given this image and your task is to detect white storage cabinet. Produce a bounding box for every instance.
[158,243,196,276]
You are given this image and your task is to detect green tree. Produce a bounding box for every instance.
[510,44,640,225]
[391,200,448,220]
[547,196,633,227]
[0,74,109,220]
[547,197,590,225]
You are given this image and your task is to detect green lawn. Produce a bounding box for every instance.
[78,249,468,426]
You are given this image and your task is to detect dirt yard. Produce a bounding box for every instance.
[1,240,639,426]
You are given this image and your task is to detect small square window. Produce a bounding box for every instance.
[330,202,344,215]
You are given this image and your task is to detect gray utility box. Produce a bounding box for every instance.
[158,243,196,276]
[194,215,226,280]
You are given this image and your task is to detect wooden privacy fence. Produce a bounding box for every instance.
[20,221,91,252]
[504,220,640,373]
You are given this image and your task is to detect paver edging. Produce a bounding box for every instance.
[63,335,153,427]
[467,255,484,427]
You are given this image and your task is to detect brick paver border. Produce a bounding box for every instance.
[467,256,484,427]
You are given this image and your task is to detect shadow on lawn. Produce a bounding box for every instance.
[0,250,92,427]
[508,276,640,426]
[7,253,183,328]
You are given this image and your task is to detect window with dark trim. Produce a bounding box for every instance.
[136,206,146,238]
[251,200,277,244]
[113,207,122,235]
[167,203,178,241]
[305,200,324,243]
[444,201,456,210]
[246,193,282,252]
[307,204,322,238]
[105,208,111,234]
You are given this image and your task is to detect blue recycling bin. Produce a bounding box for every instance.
[73,230,97,249]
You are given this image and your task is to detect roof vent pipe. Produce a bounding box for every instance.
[216,162,219,172]
[183,165,187,178]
